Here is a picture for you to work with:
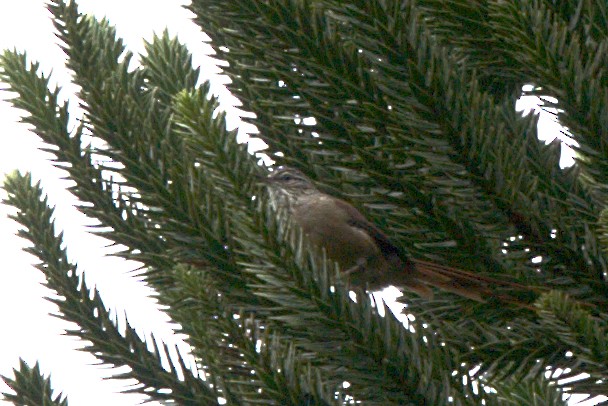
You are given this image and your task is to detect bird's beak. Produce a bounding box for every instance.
[255,172,271,185]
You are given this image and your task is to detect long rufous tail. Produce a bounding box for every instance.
[402,259,539,307]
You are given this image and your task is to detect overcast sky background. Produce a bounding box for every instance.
[0,1,599,405]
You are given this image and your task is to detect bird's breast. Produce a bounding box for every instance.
[292,195,380,270]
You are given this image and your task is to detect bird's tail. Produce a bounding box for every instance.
[403,259,538,307]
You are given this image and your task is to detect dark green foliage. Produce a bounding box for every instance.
[188,0,608,309]
[490,373,566,406]
[1,0,607,404]
[1,360,68,406]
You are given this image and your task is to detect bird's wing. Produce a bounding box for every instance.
[334,199,406,261]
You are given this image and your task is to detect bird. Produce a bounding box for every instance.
[262,166,535,303]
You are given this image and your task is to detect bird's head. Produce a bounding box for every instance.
[265,166,317,192]
[261,167,319,210]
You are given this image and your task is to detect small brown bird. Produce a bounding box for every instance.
[264,166,532,302]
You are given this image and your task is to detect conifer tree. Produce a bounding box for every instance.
[1,0,607,404]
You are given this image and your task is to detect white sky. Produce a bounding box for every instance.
[0,1,600,405]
